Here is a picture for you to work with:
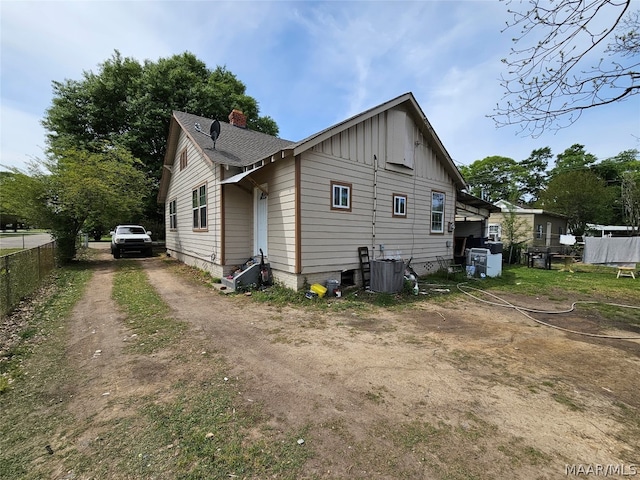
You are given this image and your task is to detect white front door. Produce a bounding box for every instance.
[254,185,268,256]
[546,221,552,247]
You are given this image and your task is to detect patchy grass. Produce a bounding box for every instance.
[111,260,187,354]
[488,264,640,303]
[0,258,312,480]
[59,369,312,480]
[139,380,311,479]
[0,265,92,478]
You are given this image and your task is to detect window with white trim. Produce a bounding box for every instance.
[192,184,207,230]
[536,224,543,239]
[488,224,501,241]
[393,194,407,217]
[431,192,445,233]
[169,199,177,229]
[331,181,352,211]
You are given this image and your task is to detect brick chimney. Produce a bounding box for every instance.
[228,109,247,128]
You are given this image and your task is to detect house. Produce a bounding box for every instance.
[157,93,467,290]
[585,224,637,237]
[488,200,569,250]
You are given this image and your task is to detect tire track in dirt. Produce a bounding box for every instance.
[141,258,639,478]
[49,253,638,479]
[58,255,175,460]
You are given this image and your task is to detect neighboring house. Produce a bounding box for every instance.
[157,93,467,290]
[585,224,637,237]
[489,200,568,249]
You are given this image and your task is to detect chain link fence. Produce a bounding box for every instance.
[0,241,57,317]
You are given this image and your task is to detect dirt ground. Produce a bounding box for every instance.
[59,250,640,479]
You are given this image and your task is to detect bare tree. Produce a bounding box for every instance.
[492,0,639,136]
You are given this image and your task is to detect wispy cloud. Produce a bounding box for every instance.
[1,0,638,172]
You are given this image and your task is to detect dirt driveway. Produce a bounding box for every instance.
[64,251,640,479]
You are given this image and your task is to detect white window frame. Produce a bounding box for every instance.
[331,181,352,212]
[169,199,177,230]
[488,224,501,241]
[431,191,445,233]
[192,183,207,230]
[536,224,544,239]
[393,194,407,218]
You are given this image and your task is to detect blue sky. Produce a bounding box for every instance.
[1,0,639,173]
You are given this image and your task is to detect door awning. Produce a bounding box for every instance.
[220,165,268,195]
[220,167,262,185]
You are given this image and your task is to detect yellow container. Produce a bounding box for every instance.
[310,283,327,298]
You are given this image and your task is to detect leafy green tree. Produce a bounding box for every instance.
[551,144,598,176]
[42,51,278,219]
[5,147,149,263]
[537,170,614,235]
[591,149,640,224]
[621,170,640,233]
[0,172,22,231]
[459,156,520,203]
[516,147,551,204]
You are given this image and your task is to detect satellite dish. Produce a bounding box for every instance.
[210,120,221,148]
[194,119,221,149]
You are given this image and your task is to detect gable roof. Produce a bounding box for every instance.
[289,92,465,187]
[158,93,466,202]
[158,111,294,201]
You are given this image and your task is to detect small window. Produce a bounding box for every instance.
[179,148,187,170]
[192,184,207,230]
[331,181,352,211]
[488,224,501,241]
[431,191,445,233]
[169,199,177,229]
[393,194,407,217]
[558,226,564,235]
[536,224,544,239]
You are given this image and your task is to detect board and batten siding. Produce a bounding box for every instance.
[165,131,222,274]
[298,107,457,277]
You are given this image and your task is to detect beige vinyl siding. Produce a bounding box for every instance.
[221,157,297,273]
[301,148,455,275]
[266,158,296,273]
[165,131,221,264]
[299,108,457,276]
[222,183,252,268]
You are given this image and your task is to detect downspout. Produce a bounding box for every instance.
[372,154,378,257]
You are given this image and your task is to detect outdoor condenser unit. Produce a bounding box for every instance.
[467,248,502,278]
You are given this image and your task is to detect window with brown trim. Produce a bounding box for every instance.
[392,194,407,217]
[179,148,187,170]
[431,191,445,233]
[331,181,352,212]
[192,184,207,230]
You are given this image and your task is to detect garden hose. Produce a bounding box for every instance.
[457,283,640,340]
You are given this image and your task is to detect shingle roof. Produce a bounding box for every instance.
[173,111,294,168]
